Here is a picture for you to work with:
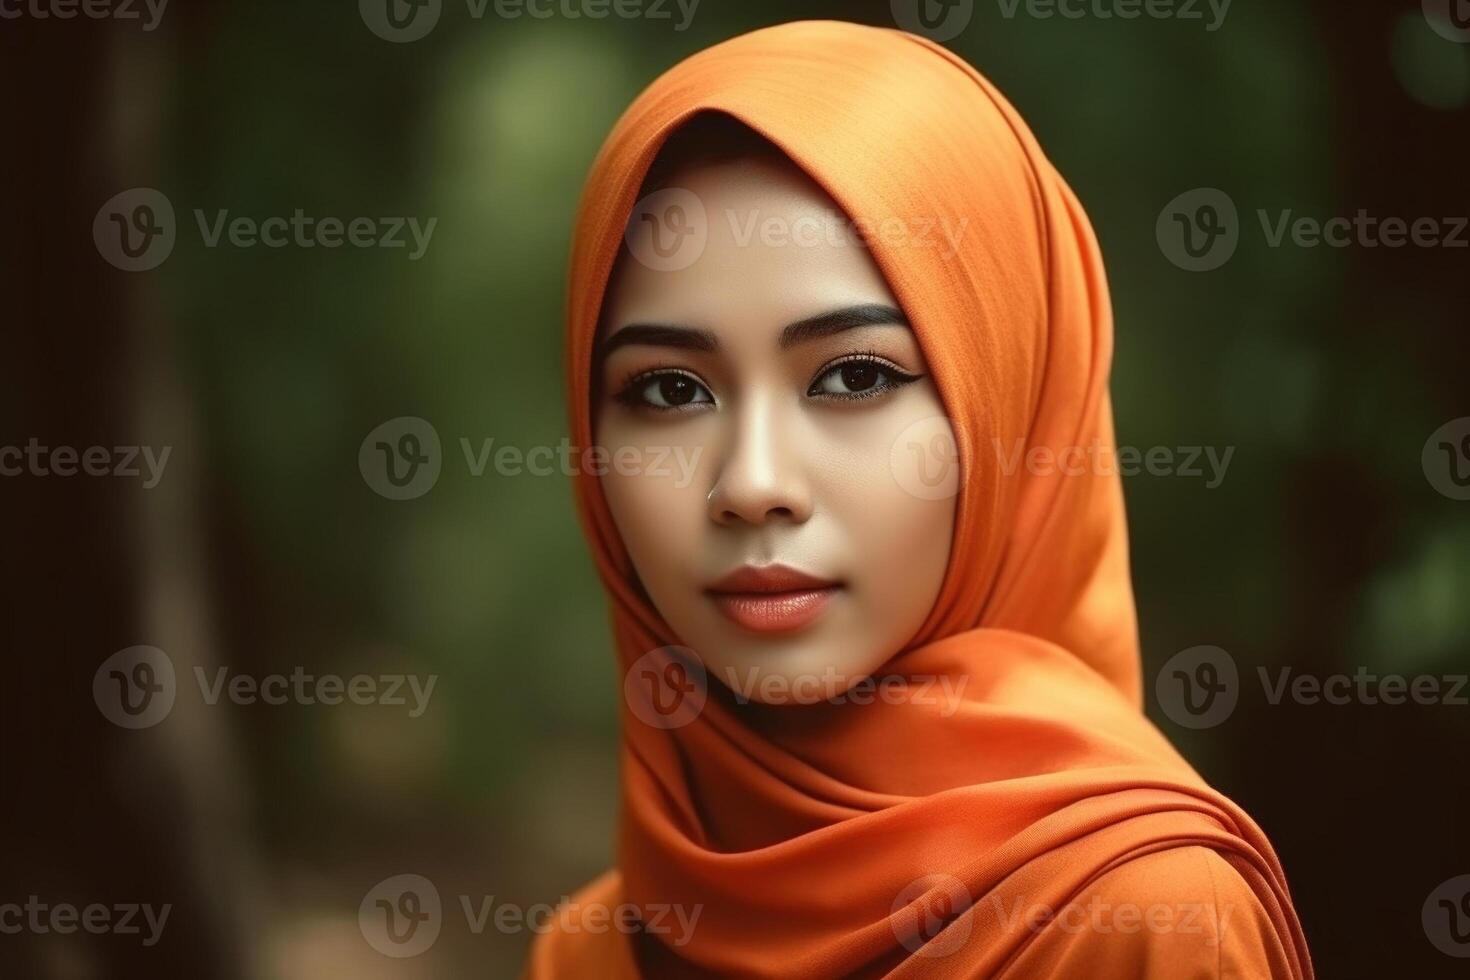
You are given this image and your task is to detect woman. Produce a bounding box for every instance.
[529,20,1312,978]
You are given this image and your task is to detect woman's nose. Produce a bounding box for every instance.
[706,398,814,527]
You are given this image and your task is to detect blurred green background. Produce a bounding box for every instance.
[6,1,1470,977]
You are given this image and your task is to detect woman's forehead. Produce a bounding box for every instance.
[602,156,899,342]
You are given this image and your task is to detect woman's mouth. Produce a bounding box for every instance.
[705,564,841,634]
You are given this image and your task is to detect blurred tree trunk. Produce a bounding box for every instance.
[1270,4,1470,978]
[0,10,258,980]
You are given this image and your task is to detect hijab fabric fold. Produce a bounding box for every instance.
[538,19,1311,979]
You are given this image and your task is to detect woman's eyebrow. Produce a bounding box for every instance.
[599,324,719,357]
[779,304,909,348]
[599,304,909,358]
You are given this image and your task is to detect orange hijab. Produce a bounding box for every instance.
[536,20,1311,979]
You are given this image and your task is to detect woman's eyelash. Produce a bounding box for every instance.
[616,364,685,395]
[609,352,923,411]
[613,366,713,411]
[807,351,922,400]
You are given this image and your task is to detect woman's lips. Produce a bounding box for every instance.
[705,564,840,634]
[709,590,836,633]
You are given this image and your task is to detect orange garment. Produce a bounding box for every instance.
[532,20,1312,979]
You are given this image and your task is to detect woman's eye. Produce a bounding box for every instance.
[808,358,917,400]
[621,371,713,411]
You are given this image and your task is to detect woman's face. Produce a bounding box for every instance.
[594,154,957,704]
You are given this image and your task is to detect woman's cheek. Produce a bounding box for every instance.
[598,424,715,583]
[811,389,959,519]
[808,397,957,633]
[824,431,955,561]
